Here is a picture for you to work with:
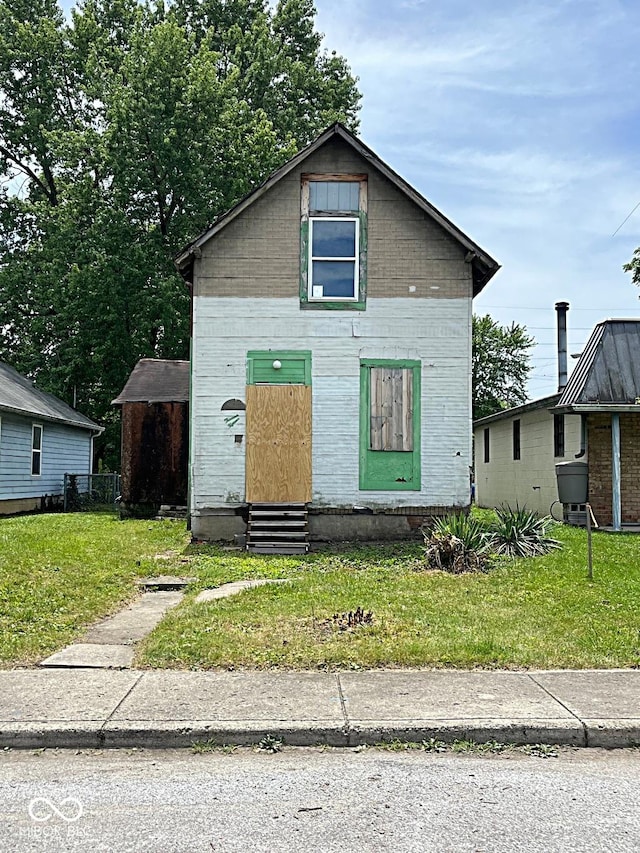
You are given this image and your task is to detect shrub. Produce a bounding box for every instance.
[421,513,491,574]
[430,513,490,553]
[487,506,561,558]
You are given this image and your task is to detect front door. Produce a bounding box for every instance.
[245,351,312,503]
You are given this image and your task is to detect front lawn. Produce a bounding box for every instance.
[3,512,639,671]
[0,512,189,667]
[138,523,640,670]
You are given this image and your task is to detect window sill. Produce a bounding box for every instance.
[300,300,366,311]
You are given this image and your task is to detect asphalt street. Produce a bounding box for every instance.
[1,746,640,852]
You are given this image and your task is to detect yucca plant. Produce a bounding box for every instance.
[429,513,491,553]
[422,513,491,574]
[488,506,561,558]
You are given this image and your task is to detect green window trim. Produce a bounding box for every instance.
[300,178,368,311]
[246,350,312,385]
[359,359,421,491]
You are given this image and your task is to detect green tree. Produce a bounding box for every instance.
[624,248,640,291]
[0,0,361,466]
[472,315,535,420]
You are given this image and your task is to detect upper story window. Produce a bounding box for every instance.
[300,174,367,310]
[309,217,359,300]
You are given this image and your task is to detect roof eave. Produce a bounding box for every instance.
[473,393,561,427]
[175,124,344,273]
[0,403,102,432]
[553,403,640,415]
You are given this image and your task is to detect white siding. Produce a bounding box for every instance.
[191,296,472,511]
[474,409,582,516]
[0,414,93,500]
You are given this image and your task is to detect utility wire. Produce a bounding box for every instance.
[612,201,640,237]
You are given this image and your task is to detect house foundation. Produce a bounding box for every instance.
[191,504,464,543]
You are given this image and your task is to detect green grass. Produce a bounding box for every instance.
[0,513,189,667]
[137,524,640,670]
[3,512,640,671]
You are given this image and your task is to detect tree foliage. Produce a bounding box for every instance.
[0,0,361,465]
[624,248,640,291]
[472,314,535,420]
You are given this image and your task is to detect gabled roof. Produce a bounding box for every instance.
[175,123,500,297]
[0,361,101,431]
[112,359,190,405]
[555,320,640,412]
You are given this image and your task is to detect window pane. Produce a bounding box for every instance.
[32,426,42,451]
[311,220,356,258]
[32,451,41,476]
[310,181,359,211]
[312,261,356,297]
[338,182,359,210]
[310,182,329,210]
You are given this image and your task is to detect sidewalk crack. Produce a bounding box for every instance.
[527,673,588,746]
[98,672,145,746]
[335,674,350,735]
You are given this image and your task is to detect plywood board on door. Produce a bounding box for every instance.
[246,384,312,503]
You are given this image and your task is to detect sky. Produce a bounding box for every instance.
[58,0,640,399]
[310,0,640,398]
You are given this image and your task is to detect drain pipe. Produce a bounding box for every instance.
[575,415,587,459]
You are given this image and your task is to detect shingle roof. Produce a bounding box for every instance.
[175,123,500,297]
[556,320,640,410]
[112,359,190,405]
[0,361,101,431]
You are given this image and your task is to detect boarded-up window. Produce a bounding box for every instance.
[369,367,413,451]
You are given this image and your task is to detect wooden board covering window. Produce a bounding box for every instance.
[369,367,413,451]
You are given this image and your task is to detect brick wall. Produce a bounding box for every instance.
[587,413,640,526]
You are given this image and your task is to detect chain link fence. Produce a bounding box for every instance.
[63,473,121,512]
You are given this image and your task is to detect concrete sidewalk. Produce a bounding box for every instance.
[1,668,639,750]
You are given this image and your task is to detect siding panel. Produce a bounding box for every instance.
[0,415,93,500]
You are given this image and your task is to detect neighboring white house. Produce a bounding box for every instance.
[176,123,500,546]
[473,394,582,517]
[0,361,102,514]
[473,308,640,527]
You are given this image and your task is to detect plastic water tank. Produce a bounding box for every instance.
[555,461,588,504]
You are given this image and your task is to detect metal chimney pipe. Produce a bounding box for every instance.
[555,301,569,392]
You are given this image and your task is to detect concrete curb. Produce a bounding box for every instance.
[6,719,640,751]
